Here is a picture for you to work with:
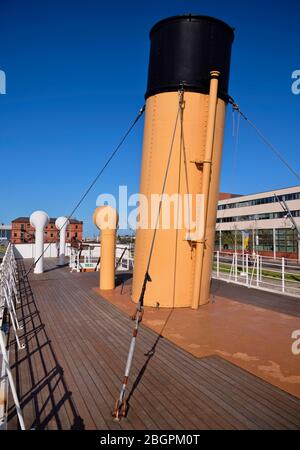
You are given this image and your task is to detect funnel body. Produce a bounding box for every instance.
[132,15,234,308]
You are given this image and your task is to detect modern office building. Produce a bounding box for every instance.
[11,217,83,244]
[0,224,12,241]
[216,185,300,259]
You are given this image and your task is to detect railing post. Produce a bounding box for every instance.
[256,254,259,287]
[2,282,24,352]
[246,253,249,286]
[4,279,22,331]
[0,330,25,430]
[216,251,220,278]
[260,255,263,282]
[282,257,285,293]
[0,243,26,429]
[233,253,237,282]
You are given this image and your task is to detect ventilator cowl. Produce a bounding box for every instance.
[30,210,49,274]
[55,216,69,266]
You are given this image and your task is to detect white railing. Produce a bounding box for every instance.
[0,243,25,430]
[69,245,134,273]
[213,251,300,298]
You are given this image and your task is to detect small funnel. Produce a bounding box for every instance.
[55,216,69,266]
[30,210,49,274]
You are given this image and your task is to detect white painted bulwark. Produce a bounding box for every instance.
[13,243,68,259]
[29,211,49,274]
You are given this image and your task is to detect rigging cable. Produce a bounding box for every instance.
[231,105,240,189]
[216,103,241,233]
[23,104,145,278]
[228,96,300,182]
[112,89,184,422]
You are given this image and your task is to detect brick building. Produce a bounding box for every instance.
[11,217,83,244]
[219,192,241,201]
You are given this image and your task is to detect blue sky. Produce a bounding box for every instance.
[1,0,299,236]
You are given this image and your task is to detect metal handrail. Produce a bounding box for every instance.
[213,250,300,298]
[0,243,25,430]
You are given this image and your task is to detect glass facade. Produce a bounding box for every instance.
[216,228,298,254]
[218,192,300,210]
[217,210,300,223]
[275,228,298,253]
[0,228,12,240]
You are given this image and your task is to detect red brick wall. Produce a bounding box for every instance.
[11,219,83,244]
[218,192,241,201]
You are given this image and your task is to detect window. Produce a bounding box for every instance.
[217,210,300,223]
[218,192,300,210]
[14,233,17,237]
[21,223,25,230]
[276,228,297,253]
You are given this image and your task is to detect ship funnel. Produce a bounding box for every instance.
[93,206,118,290]
[132,15,234,309]
[30,210,49,274]
[55,216,69,266]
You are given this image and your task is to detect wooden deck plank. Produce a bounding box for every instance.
[7,258,300,430]
[49,277,236,429]
[8,264,82,430]
[32,278,169,430]
[39,277,185,430]
[199,357,300,427]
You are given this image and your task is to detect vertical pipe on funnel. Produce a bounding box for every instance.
[191,71,220,309]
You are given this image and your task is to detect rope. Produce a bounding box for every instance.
[23,105,145,278]
[228,97,300,182]
[112,89,184,422]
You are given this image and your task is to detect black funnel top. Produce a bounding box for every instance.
[145,14,234,101]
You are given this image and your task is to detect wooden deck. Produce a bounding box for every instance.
[7,258,300,430]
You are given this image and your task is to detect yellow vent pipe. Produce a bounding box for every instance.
[93,206,118,290]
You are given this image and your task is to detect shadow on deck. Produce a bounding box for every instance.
[8,260,84,430]
[211,278,300,317]
[7,258,300,430]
